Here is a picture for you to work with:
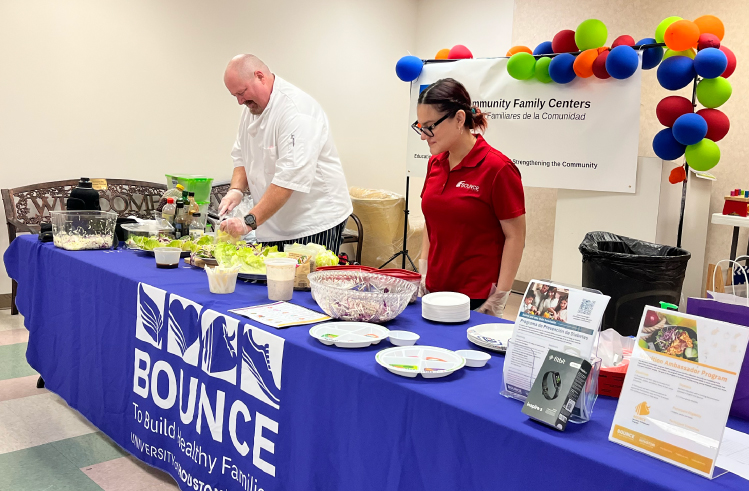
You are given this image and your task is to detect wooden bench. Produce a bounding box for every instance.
[2,179,167,315]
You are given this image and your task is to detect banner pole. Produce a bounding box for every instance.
[676,75,699,249]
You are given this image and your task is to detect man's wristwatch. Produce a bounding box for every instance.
[542,371,561,400]
[243,213,257,231]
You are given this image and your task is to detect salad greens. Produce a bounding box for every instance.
[129,232,339,275]
[126,234,212,253]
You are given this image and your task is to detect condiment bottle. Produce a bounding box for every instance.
[188,191,200,215]
[161,198,176,225]
[189,213,204,239]
[173,202,187,239]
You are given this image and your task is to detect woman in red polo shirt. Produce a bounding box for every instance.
[416,78,526,317]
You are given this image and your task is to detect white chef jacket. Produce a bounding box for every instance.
[231,76,353,242]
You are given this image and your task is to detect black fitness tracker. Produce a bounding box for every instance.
[542,371,561,400]
[244,213,257,230]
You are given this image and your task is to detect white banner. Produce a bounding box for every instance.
[407,58,642,193]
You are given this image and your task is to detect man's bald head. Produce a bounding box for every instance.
[224,54,275,114]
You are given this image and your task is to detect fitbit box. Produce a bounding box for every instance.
[522,349,592,431]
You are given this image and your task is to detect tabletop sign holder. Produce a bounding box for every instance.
[501,279,609,424]
[609,307,749,480]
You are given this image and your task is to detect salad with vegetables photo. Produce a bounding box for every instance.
[639,309,699,362]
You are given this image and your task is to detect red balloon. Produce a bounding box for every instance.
[697,33,720,51]
[697,108,730,141]
[592,50,611,79]
[448,45,473,59]
[612,35,635,48]
[720,45,736,78]
[552,29,578,53]
[656,96,694,127]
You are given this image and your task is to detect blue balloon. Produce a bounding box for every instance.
[672,113,707,145]
[395,55,423,82]
[637,37,664,70]
[657,56,696,91]
[533,41,554,56]
[694,48,728,79]
[606,45,639,79]
[549,53,576,84]
[653,128,686,161]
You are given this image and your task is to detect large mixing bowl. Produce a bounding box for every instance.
[307,270,416,323]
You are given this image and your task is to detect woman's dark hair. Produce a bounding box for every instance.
[417,78,487,133]
[555,295,569,313]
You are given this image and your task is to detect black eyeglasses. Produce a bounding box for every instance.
[411,113,450,137]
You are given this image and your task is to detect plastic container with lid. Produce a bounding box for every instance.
[50,210,117,250]
[165,174,214,203]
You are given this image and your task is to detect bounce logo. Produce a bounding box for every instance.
[635,401,650,416]
[133,282,284,486]
[135,283,284,409]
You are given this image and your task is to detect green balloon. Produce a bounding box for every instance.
[663,48,695,60]
[697,77,732,108]
[535,57,552,83]
[507,52,536,80]
[655,16,682,44]
[575,19,607,50]
[686,139,720,171]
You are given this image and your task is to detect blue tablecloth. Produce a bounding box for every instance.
[5,234,749,491]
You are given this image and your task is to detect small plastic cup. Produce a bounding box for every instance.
[154,247,182,269]
[265,258,298,301]
[205,265,241,294]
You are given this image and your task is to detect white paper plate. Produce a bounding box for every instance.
[376,346,465,378]
[423,312,471,323]
[466,323,514,352]
[309,322,390,348]
[422,292,470,308]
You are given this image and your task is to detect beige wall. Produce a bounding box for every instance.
[512,0,749,286]
[0,0,418,293]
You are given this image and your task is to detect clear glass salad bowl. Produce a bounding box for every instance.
[307,271,416,323]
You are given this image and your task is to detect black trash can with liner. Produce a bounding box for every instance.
[579,231,691,337]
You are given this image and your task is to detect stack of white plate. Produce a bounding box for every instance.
[466,323,514,353]
[422,292,471,323]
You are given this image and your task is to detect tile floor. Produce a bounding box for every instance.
[0,309,179,490]
[0,294,522,490]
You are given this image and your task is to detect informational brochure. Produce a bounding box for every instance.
[502,279,610,400]
[230,302,330,328]
[609,307,749,479]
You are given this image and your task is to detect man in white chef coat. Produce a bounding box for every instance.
[219,54,352,252]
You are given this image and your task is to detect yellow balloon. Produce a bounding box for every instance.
[663,48,695,60]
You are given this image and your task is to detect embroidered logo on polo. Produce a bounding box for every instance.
[456,180,480,192]
[135,283,285,408]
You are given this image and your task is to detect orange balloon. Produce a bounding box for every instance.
[694,15,725,41]
[664,20,700,51]
[506,45,532,56]
[435,48,450,59]
[573,49,598,78]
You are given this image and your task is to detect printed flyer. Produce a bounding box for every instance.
[609,307,749,478]
[502,280,610,400]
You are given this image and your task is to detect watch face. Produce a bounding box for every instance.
[244,214,256,229]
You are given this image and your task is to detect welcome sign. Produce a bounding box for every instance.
[131,283,284,490]
[406,58,642,193]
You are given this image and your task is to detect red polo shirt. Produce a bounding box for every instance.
[421,135,525,299]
